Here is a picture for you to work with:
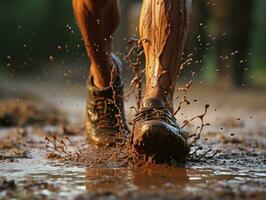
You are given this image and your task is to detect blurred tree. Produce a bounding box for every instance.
[231,0,254,87]
[251,0,266,73]
[209,0,254,87]
[0,0,49,71]
[0,0,265,87]
[183,0,208,79]
[0,0,79,74]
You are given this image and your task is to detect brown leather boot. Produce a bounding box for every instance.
[133,98,190,163]
[86,54,128,146]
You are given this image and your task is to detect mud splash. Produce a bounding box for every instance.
[0,94,266,199]
[123,37,213,164]
[1,132,265,200]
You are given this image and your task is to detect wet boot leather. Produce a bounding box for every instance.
[133,98,190,162]
[86,54,128,146]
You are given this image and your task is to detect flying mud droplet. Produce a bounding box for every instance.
[124,37,145,111]
[49,56,55,62]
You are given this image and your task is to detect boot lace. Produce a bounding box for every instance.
[88,96,118,129]
[133,106,179,128]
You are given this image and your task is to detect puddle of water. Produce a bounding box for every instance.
[1,146,266,199]
[1,120,266,199]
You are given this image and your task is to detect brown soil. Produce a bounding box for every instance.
[0,99,67,127]
[0,86,266,200]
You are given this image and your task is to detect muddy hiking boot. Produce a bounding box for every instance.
[86,54,128,146]
[132,98,190,163]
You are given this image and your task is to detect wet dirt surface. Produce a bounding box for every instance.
[0,86,266,200]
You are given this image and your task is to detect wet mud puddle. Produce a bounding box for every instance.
[0,130,265,200]
[1,155,266,199]
[0,99,266,199]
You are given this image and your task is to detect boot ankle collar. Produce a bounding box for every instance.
[143,98,166,108]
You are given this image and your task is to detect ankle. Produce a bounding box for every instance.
[90,61,113,88]
[144,93,173,111]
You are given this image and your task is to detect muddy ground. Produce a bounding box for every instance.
[0,82,265,200]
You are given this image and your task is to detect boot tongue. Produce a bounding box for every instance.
[143,98,166,108]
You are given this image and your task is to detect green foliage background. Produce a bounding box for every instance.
[0,0,265,84]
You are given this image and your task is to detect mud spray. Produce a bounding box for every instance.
[1,38,265,200]
[43,37,218,167]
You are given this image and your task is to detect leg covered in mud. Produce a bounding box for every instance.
[133,0,192,163]
[73,0,128,146]
[140,0,191,108]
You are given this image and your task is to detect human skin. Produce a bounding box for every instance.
[73,0,192,109]
[72,0,119,88]
[140,0,192,110]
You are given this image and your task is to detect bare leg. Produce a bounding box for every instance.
[72,0,120,88]
[73,0,128,146]
[133,0,192,163]
[140,0,191,109]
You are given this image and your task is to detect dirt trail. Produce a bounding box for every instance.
[0,86,266,200]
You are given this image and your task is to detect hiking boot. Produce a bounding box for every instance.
[86,54,128,146]
[132,98,190,163]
